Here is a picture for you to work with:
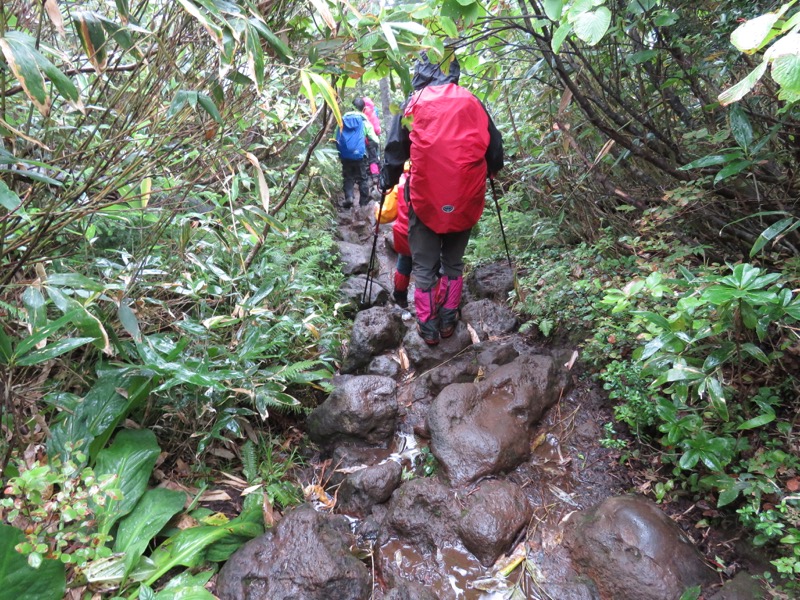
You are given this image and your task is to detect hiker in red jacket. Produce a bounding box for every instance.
[380,52,504,345]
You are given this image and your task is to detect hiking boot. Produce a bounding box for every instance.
[417,319,440,345]
[393,289,408,308]
[342,197,353,209]
[439,307,460,338]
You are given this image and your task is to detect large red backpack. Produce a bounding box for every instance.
[404,83,489,234]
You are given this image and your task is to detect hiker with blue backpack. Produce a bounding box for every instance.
[336,98,380,209]
[380,52,504,346]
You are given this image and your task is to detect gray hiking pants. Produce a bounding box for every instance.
[408,206,472,290]
[341,158,370,205]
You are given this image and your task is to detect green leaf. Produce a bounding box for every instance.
[197,93,223,124]
[573,7,611,46]
[730,12,781,53]
[16,337,95,366]
[381,21,399,51]
[14,309,81,357]
[439,16,458,38]
[153,571,215,600]
[114,488,187,578]
[544,0,563,21]
[303,70,342,129]
[714,159,752,185]
[719,60,768,106]
[0,180,22,211]
[119,301,142,342]
[551,22,572,54]
[0,32,50,115]
[73,11,109,73]
[46,272,106,292]
[94,429,161,536]
[632,311,672,331]
[771,51,800,93]
[737,412,776,430]
[706,376,728,421]
[0,524,65,600]
[729,104,753,151]
[666,364,706,382]
[249,18,292,63]
[741,342,770,365]
[679,153,737,170]
[22,286,47,333]
[750,217,796,256]
[46,286,111,354]
[717,485,741,507]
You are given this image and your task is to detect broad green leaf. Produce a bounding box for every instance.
[714,158,752,185]
[552,23,572,54]
[0,180,21,210]
[573,7,611,46]
[248,18,291,63]
[16,337,95,366]
[46,286,111,354]
[679,153,737,170]
[627,0,656,15]
[14,309,80,356]
[730,12,781,53]
[154,570,215,600]
[116,0,131,23]
[439,16,458,38]
[118,301,142,342]
[115,488,187,577]
[737,412,776,430]
[706,376,728,421]
[632,311,672,331]
[717,485,741,507]
[176,0,223,45]
[719,60,768,106]
[666,364,705,382]
[771,52,800,93]
[74,11,108,72]
[303,70,342,129]
[22,286,47,334]
[46,272,106,292]
[0,32,50,115]
[729,105,753,151]
[741,342,770,365]
[750,217,796,256]
[544,0,563,21]
[95,429,161,536]
[0,524,65,600]
[145,518,262,586]
[381,21,399,51]
[0,327,12,364]
[197,93,223,124]
[387,21,428,36]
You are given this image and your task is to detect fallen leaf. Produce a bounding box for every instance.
[787,478,800,492]
[200,489,232,502]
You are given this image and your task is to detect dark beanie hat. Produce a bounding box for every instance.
[353,97,365,111]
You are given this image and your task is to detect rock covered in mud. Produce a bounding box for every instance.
[465,262,515,302]
[707,571,766,599]
[402,321,472,371]
[307,375,398,450]
[216,505,370,600]
[342,306,407,373]
[457,480,531,566]
[461,299,518,340]
[368,354,402,378]
[337,460,403,518]
[564,495,715,600]
[378,478,459,553]
[427,353,566,486]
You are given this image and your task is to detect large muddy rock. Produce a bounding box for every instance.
[378,478,459,552]
[342,306,407,373]
[565,495,716,600]
[337,460,403,518]
[461,299,518,341]
[337,241,372,275]
[368,354,402,378]
[457,480,531,566]
[465,262,515,302]
[307,375,398,450]
[402,321,473,372]
[707,572,766,599]
[216,505,370,600]
[384,581,439,600]
[427,353,565,486]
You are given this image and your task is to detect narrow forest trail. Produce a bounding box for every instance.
[215,200,768,600]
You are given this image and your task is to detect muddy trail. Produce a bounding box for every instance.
[214,202,767,600]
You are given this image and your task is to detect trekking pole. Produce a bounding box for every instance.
[361,195,385,307]
[490,178,513,268]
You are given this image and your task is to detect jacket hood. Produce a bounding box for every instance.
[411,52,460,90]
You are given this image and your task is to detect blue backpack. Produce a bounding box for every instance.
[336,114,366,160]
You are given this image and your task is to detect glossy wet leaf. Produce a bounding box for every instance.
[719,60,767,106]
[94,428,161,535]
[737,412,776,430]
[729,104,753,151]
[46,286,111,354]
[0,32,51,115]
[730,12,781,53]
[750,217,797,256]
[572,7,611,46]
[0,180,22,210]
[544,0,563,21]
[114,488,187,578]
[74,11,108,72]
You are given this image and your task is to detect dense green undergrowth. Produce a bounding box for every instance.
[470,204,800,591]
